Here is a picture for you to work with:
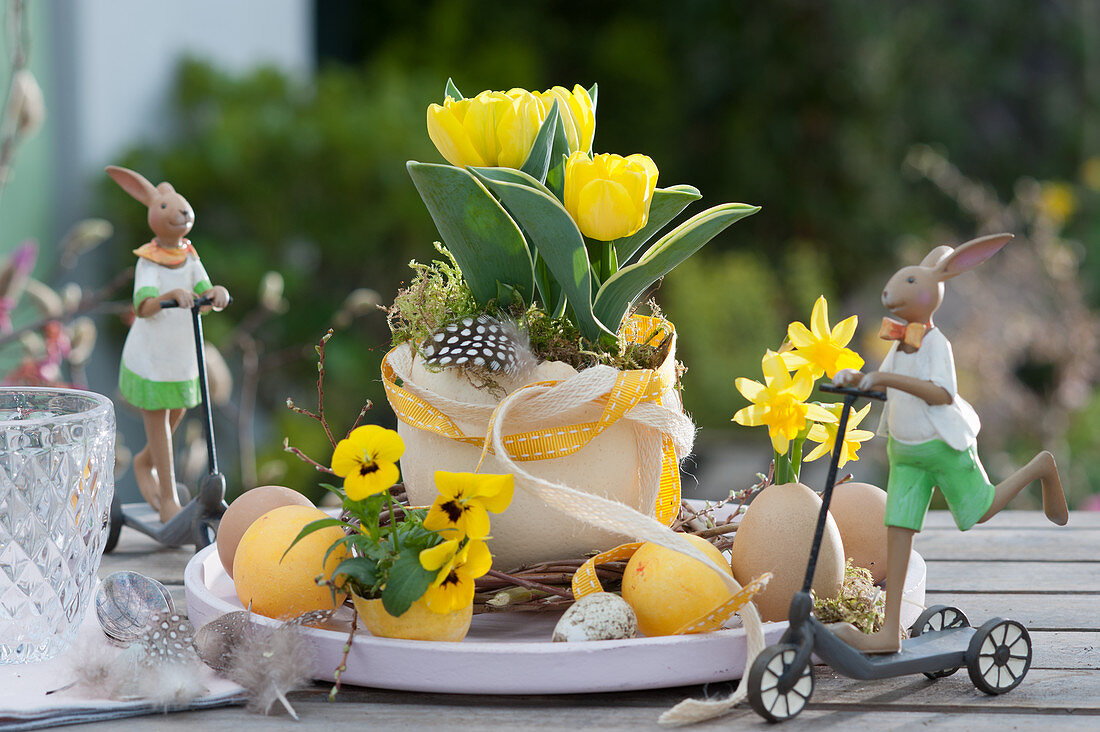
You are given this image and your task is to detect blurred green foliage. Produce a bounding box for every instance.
[104,0,1098,500]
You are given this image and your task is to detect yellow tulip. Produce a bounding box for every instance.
[426,89,546,169]
[535,84,595,154]
[563,152,659,241]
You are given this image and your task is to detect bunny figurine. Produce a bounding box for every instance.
[107,166,230,523]
[834,233,1068,653]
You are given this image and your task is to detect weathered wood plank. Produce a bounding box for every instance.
[98,526,194,584]
[922,511,1100,529]
[811,667,1100,710]
[925,561,1100,593]
[915,529,1100,561]
[924,593,1100,631]
[73,703,1099,731]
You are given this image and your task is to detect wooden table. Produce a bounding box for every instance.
[87,511,1098,730]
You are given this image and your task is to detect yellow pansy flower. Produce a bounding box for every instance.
[803,402,875,468]
[419,539,493,614]
[563,151,659,241]
[784,296,864,379]
[733,351,837,454]
[423,471,515,540]
[330,424,404,500]
[426,89,546,169]
[534,84,595,154]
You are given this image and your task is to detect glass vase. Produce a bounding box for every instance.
[0,387,115,663]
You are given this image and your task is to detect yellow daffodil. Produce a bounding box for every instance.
[784,296,865,379]
[803,402,875,468]
[423,471,514,540]
[535,84,595,154]
[733,351,837,454]
[426,89,546,169]
[419,538,493,614]
[330,424,404,500]
[563,151,658,241]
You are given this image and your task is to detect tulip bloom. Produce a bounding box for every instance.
[427,89,546,169]
[563,152,659,241]
[535,84,595,154]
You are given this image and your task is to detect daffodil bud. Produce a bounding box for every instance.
[426,88,547,169]
[535,84,595,154]
[563,152,659,241]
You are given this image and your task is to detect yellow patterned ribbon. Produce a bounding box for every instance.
[381,315,683,525]
[571,541,770,635]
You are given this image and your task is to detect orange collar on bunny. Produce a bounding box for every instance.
[879,317,931,350]
[133,239,198,267]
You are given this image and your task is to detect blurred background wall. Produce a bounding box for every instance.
[2,0,1097,510]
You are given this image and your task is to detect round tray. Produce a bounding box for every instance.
[184,545,926,695]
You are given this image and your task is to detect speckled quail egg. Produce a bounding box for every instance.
[552,592,638,642]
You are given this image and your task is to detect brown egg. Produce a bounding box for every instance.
[217,485,314,577]
[730,482,845,622]
[828,482,889,584]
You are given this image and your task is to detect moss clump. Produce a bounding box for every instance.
[811,559,885,634]
[386,244,482,349]
[387,251,670,373]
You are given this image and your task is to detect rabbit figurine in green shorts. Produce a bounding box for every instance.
[834,233,1068,653]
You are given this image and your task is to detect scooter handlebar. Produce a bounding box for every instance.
[158,293,232,311]
[819,382,887,401]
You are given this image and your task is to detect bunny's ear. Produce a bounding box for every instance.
[920,245,954,268]
[934,233,1013,281]
[106,165,156,206]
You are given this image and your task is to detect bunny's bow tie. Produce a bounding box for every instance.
[879,317,929,350]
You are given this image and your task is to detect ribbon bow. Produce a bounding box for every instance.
[879,317,929,350]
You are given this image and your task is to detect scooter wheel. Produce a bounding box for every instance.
[967,618,1031,695]
[104,493,124,554]
[748,643,814,722]
[911,605,969,678]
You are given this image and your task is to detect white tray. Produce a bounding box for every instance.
[184,544,926,695]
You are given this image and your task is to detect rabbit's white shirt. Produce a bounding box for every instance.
[122,255,210,384]
[876,328,981,451]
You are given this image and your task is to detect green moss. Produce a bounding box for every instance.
[387,252,669,373]
[811,559,885,634]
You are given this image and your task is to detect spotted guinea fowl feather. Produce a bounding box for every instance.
[422,314,535,375]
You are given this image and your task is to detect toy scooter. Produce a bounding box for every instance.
[747,383,1033,722]
[104,293,229,552]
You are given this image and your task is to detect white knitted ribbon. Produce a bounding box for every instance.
[479,370,767,725]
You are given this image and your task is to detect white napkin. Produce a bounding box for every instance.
[0,601,244,730]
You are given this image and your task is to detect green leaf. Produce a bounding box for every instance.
[611,185,702,265]
[519,101,560,184]
[381,549,439,617]
[545,125,571,201]
[469,167,612,341]
[444,78,463,101]
[407,161,534,307]
[282,517,354,561]
[593,203,761,332]
[588,83,598,133]
[332,556,379,593]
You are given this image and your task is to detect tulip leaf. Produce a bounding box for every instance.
[611,185,702,265]
[545,122,571,202]
[593,203,761,332]
[519,101,560,184]
[470,166,612,341]
[444,78,464,101]
[407,161,534,308]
